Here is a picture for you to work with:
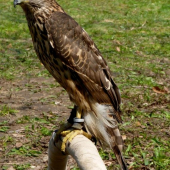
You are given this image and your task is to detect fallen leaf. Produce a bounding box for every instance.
[55,101,60,105]
[30,166,36,169]
[7,166,16,170]
[160,58,170,64]
[113,40,121,45]
[143,103,149,106]
[16,142,23,148]
[7,44,12,49]
[35,166,41,170]
[43,155,48,162]
[135,121,141,127]
[20,138,30,144]
[12,134,25,138]
[104,160,112,166]
[141,125,146,129]
[116,46,120,52]
[163,86,169,93]
[122,135,127,140]
[152,86,169,94]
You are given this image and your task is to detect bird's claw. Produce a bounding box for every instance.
[60,129,93,153]
[53,122,73,146]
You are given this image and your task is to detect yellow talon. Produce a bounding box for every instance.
[54,110,95,153]
[60,130,71,136]
[53,123,72,143]
[61,129,93,152]
[82,131,93,139]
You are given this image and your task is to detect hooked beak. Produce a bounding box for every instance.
[14,0,19,7]
[14,0,28,7]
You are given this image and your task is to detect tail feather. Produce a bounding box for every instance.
[83,102,128,170]
[113,145,128,170]
[108,127,128,170]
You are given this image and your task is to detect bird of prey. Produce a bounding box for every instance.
[14,0,128,169]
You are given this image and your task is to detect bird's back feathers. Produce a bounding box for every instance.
[45,12,122,122]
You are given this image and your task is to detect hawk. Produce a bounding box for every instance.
[14,0,128,169]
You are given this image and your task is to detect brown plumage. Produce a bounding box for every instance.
[14,0,128,169]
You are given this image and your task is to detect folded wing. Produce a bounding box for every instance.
[45,12,122,122]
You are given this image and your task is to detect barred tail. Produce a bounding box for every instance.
[108,126,128,170]
[84,103,128,170]
[113,145,128,170]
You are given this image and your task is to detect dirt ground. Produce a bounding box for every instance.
[1,74,169,170]
[0,77,81,170]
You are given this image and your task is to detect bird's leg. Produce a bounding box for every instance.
[53,106,77,144]
[60,110,95,153]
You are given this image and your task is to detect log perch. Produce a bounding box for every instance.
[48,133,107,170]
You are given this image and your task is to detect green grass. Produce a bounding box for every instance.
[0,0,169,169]
[0,105,18,116]
[2,164,30,170]
[8,145,42,157]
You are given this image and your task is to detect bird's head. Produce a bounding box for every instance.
[14,0,49,8]
[14,0,63,15]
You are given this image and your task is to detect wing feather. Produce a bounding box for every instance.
[45,12,122,122]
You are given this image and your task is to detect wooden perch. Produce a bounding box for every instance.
[48,133,107,170]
